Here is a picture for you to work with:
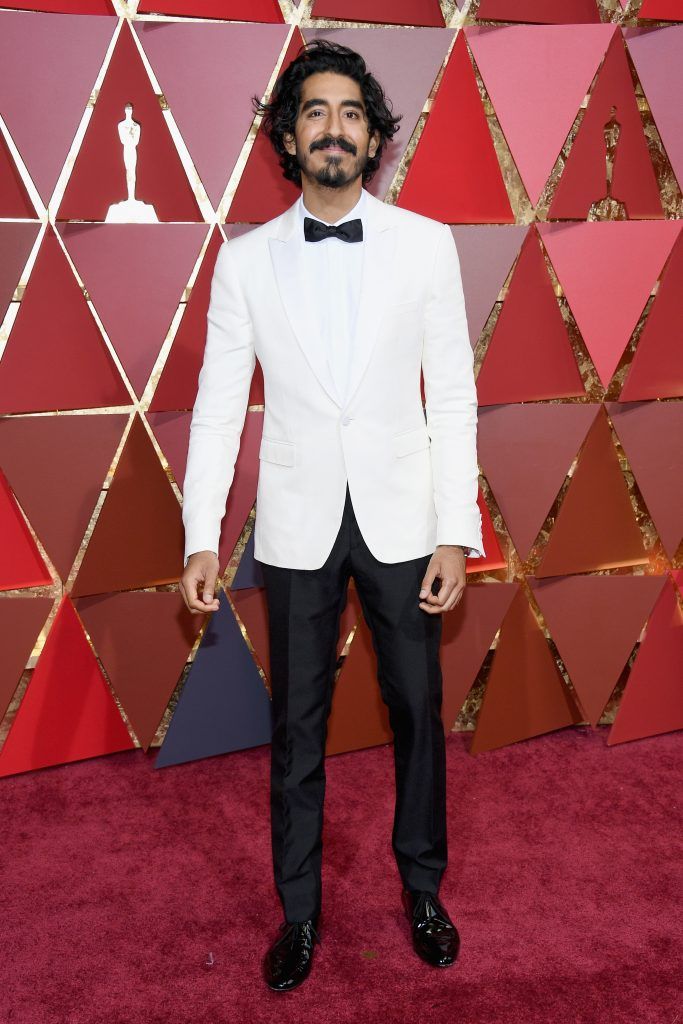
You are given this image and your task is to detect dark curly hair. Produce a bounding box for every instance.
[251,38,402,187]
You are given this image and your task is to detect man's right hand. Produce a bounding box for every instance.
[180,550,221,614]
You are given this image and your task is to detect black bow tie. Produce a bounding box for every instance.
[303,216,363,243]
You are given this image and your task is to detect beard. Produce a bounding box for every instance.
[297,137,369,189]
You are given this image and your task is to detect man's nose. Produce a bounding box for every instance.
[328,112,344,137]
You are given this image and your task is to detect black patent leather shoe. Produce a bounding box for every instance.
[263,915,322,991]
[402,889,460,967]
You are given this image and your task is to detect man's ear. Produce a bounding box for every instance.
[283,131,296,156]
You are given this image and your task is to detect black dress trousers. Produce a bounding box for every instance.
[255,482,447,923]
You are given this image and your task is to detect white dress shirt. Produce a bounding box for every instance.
[296,188,473,557]
[298,187,366,406]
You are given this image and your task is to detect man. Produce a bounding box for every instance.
[180,39,485,992]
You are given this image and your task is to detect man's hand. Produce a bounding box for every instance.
[418,544,467,614]
[180,550,221,614]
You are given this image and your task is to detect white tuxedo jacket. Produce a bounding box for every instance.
[182,188,485,570]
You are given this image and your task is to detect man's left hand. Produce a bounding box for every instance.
[418,545,467,614]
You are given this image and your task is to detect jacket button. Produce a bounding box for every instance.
[341,415,351,426]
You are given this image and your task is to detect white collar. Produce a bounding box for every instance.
[299,186,367,226]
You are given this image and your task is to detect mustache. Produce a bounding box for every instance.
[311,137,356,154]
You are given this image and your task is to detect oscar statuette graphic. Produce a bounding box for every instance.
[105,102,158,222]
[589,104,627,221]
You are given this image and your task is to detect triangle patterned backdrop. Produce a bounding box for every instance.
[0,0,681,778]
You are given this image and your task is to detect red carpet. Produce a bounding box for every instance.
[1,726,681,1023]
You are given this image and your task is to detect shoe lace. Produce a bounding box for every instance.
[279,919,323,946]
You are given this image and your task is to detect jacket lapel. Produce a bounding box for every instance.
[268,189,398,410]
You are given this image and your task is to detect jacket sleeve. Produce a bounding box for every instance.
[421,223,485,559]
[182,241,255,567]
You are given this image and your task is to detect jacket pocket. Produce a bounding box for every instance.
[393,424,431,458]
[259,436,296,467]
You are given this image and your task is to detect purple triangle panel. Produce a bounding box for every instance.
[478,403,601,559]
[135,21,289,208]
[155,590,271,768]
[0,222,41,322]
[302,26,454,200]
[624,26,683,192]
[453,225,527,348]
[0,11,116,204]
[59,223,208,398]
[466,24,615,205]
[230,529,265,590]
[606,400,683,560]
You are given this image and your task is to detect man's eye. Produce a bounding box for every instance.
[308,110,360,117]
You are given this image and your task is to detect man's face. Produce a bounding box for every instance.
[283,71,379,190]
